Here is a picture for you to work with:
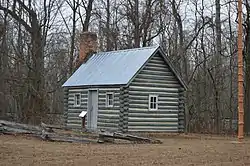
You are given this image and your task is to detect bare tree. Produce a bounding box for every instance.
[65,0,80,74]
[0,0,46,124]
[64,0,94,74]
[0,10,8,119]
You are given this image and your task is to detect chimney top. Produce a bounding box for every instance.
[75,31,97,69]
[81,31,97,40]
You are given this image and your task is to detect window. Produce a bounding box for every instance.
[149,95,158,110]
[74,93,81,107]
[106,93,114,107]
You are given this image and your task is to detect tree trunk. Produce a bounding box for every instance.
[69,1,77,75]
[26,14,45,124]
[134,0,140,47]
[215,0,221,134]
[171,0,189,133]
[0,14,8,119]
[82,0,94,32]
[106,0,112,51]
[228,0,234,133]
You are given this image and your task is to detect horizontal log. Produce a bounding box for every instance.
[149,57,165,64]
[123,112,128,116]
[136,74,177,81]
[98,88,120,91]
[128,128,178,132]
[143,65,171,73]
[128,126,178,130]
[67,116,82,120]
[129,94,179,100]
[178,113,185,116]
[178,121,184,124]
[129,100,179,105]
[97,122,118,128]
[129,91,178,96]
[68,94,87,98]
[98,110,120,114]
[66,123,81,128]
[98,100,119,104]
[129,103,179,109]
[67,120,81,125]
[128,113,178,118]
[68,105,87,109]
[98,106,120,110]
[128,117,178,122]
[145,60,167,68]
[68,89,87,93]
[128,122,178,127]
[178,88,185,92]
[98,114,120,120]
[133,78,179,85]
[98,119,119,124]
[128,108,179,112]
[129,86,179,92]
[130,82,181,88]
[67,112,81,117]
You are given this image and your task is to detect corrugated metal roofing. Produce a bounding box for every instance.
[62,45,159,87]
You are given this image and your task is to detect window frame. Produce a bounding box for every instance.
[106,92,114,107]
[74,93,81,107]
[148,94,158,111]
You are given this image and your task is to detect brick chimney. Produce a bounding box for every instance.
[75,31,97,69]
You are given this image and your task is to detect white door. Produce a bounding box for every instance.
[87,90,98,129]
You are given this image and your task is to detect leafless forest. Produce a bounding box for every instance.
[0,0,250,134]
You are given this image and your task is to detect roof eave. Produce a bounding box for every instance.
[62,83,126,88]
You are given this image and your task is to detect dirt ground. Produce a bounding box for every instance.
[0,134,250,166]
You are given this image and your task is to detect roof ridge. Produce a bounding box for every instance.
[95,45,159,55]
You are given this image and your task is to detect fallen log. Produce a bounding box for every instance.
[0,120,42,135]
[41,130,96,143]
[98,131,162,144]
[0,120,161,144]
[0,120,41,131]
[1,126,36,134]
[0,120,97,144]
[41,122,65,130]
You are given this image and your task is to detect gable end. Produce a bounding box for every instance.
[127,47,187,90]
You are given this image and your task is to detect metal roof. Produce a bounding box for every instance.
[62,45,159,87]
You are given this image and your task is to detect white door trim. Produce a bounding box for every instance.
[87,89,98,130]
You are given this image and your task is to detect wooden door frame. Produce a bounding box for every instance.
[87,89,99,129]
